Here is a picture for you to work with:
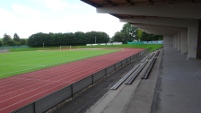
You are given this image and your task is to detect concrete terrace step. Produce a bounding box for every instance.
[86,50,162,113]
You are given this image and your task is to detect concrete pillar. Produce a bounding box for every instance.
[181,29,188,54]
[174,36,177,49]
[164,35,173,49]
[177,33,181,51]
[174,35,177,49]
[187,21,199,59]
[175,35,179,50]
[197,20,201,59]
[173,37,175,48]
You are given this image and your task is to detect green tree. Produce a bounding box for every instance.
[136,29,143,41]
[140,32,149,41]
[117,23,163,42]
[13,33,21,42]
[0,40,2,47]
[98,32,110,43]
[120,23,137,42]
[112,31,125,42]
[7,40,16,46]
[85,31,98,44]
[112,23,138,43]
[63,32,75,45]
[139,32,163,41]
[85,31,109,44]
[27,31,110,47]
[20,39,27,45]
[28,32,45,47]
[3,34,12,46]
[74,31,86,45]
[48,32,56,46]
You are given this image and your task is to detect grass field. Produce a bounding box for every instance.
[9,44,163,52]
[74,44,163,52]
[1,44,163,79]
[0,49,118,78]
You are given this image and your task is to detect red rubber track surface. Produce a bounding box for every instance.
[0,48,143,113]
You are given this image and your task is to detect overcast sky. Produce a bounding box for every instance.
[0,0,125,38]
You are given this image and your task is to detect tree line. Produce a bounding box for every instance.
[0,23,163,47]
[28,31,110,47]
[0,33,27,47]
[112,23,163,43]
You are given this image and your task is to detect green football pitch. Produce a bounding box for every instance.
[0,49,117,78]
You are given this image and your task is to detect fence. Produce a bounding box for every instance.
[127,41,163,44]
[11,48,150,113]
[0,45,29,49]
[86,42,122,46]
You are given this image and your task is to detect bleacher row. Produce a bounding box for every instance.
[110,49,160,90]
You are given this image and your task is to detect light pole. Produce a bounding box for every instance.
[95,36,96,44]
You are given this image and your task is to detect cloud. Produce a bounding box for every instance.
[0,8,17,37]
[12,3,44,18]
[79,14,125,37]
[0,5,44,38]
[0,0,124,38]
[42,0,83,12]
[48,12,125,37]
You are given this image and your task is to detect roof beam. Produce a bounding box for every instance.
[139,28,179,35]
[125,0,134,5]
[81,0,102,7]
[131,23,186,31]
[148,0,153,5]
[97,3,201,19]
[169,0,175,4]
[131,23,185,35]
[120,18,198,28]
[104,0,116,6]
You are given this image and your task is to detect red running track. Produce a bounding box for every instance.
[0,48,143,113]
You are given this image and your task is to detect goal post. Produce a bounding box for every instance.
[59,46,72,51]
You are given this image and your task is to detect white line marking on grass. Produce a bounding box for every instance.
[0,65,46,76]
[43,55,97,66]
[0,56,89,76]
[0,57,88,77]
[0,52,114,77]
[0,64,45,67]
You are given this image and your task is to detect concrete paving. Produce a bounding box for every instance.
[86,46,201,113]
[154,47,201,113]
